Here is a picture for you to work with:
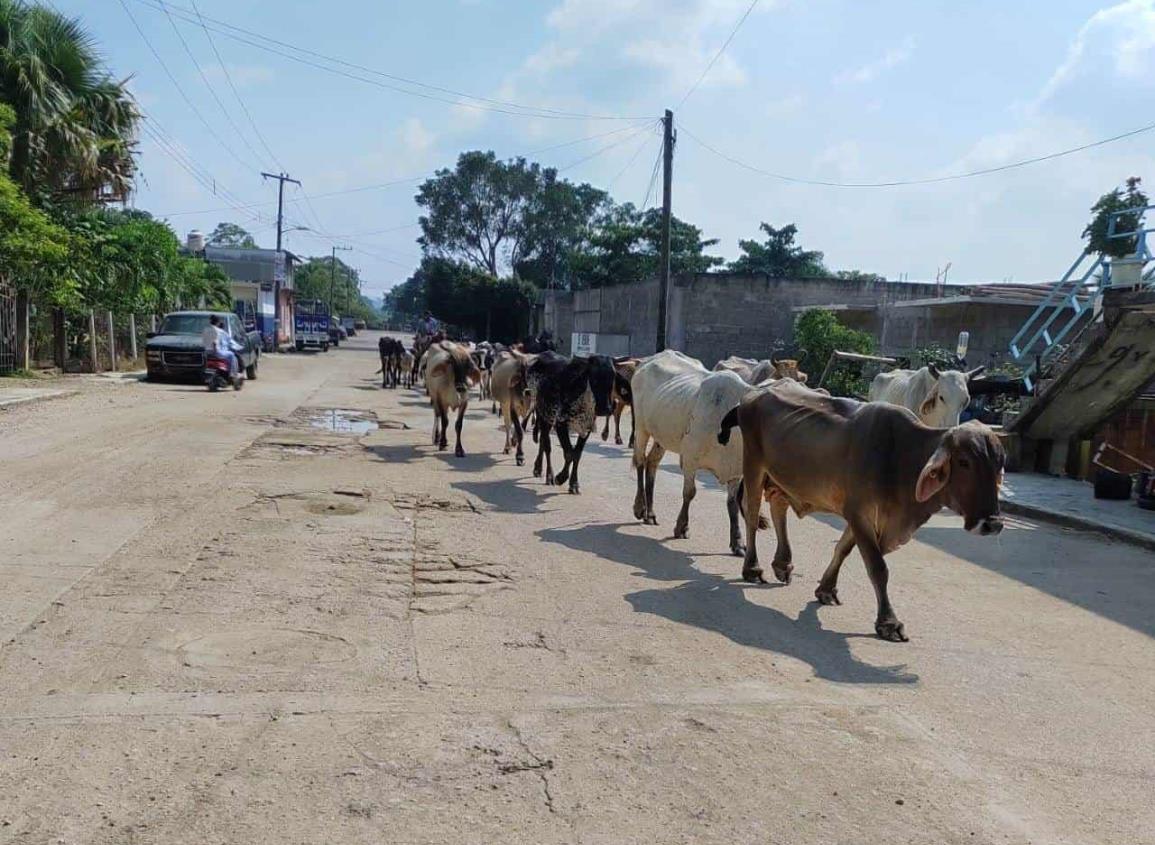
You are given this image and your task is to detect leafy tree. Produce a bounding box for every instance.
[570,204,722,289]
[835,269,887,282]
[417,151,541,276]
[729,223,829,278]
[793,308,876,397]
[1082,177,1148,259]
[0,100,71,301]
[0,0,139,203]
[293,255,381,323]
[384,272,427,320]
[515,177,608,288]
[418,257,535,341]
[207,221,257,248]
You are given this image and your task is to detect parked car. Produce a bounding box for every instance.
[328,317,347,347]
[146,310,261,381]
[341,316,357,337]
[354,319,367,331]
[294,299,330,352]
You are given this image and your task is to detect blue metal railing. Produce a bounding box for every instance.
[1008,205,1155,391]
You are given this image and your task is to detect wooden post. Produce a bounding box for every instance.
[88,311,99,373]
[106,311,117,372]
[657,108,674,352]
[14,289,29,371]
[128,313,138,360]
[53,308,66,370]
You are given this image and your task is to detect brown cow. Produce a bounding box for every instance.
[424,341,482,457]
[603,357,640,446]
[718,382,1005,642]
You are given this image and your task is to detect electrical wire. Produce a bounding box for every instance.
[133,0,648,121]
[640,143,663,210]
[607,126,660,193]
[556,121,658,172]
[678,119,1155,188]
[117,0,260,174]
[156,0,264,169]
[678,0,760,109]
[188,0,286,171]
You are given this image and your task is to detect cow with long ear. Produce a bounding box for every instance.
[721,385,1006,643]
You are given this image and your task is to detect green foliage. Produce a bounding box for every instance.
[207,221,257,248]
[915,342,956,369]
[416,150,721,290]
[1082,177,1148,258]
[0,169,71,300]
[418,257,535,341]
[383,273,426,320]
[729,223,829,278]
[0,0,140,203]
[793,309,877,397]
[294,255,379,323]
[835,269,887,282]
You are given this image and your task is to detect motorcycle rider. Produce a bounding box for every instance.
[205,315,244,380]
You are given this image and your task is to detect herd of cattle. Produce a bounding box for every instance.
[379,334,1005,643]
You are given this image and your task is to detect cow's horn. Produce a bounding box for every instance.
[927,362,940,378]
[966,365,986,380]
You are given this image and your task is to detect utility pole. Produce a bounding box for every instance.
[329,245,352,318]
[262,171,301,349]
[657,109,675,351]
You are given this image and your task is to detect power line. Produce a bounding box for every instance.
[640,142,663,210]
[133,0,648,121]
[156,0,264,169]
[117,0,259,173]
[556,121,657,172]
[678,0,760,109]
[188,0,286,171]
[679,118,1155,188]
[607,126,660,193]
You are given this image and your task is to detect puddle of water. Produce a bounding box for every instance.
[308,409,379,435]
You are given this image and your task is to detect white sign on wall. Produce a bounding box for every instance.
[572,332,597,356]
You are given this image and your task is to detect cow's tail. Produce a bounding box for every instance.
[717,405,740,445]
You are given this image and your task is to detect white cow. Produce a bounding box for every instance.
[869,364,984,427]
[631,350,769,555]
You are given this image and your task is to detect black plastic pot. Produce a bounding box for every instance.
[1093,468,1133,500]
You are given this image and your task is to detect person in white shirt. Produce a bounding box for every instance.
[205,315,244,377]
[201,317,220,353]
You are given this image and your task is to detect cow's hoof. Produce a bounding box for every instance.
[814,586,841,606]
[771,560,793,585]
[615,436,623,446]
[568,482,580,495]
[875,619,908,642]
[730,543,746,557]
[455,447,465,458]
[633,500,646,520]
[545,473,555,486]
[673,521,688,539]
[601,431,608,442]
[503,446,510,455]
[516,455,525,467]
[643,514,659,526]
[742,565,767,584]
[555,468,570,486]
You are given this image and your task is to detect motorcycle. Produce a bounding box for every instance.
[204,353,244,392]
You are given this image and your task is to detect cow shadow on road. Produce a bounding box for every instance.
[537,521,918,686]
[453,477,554,514]
[363,441,498,472]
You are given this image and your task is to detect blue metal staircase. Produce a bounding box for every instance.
[1008,206,1155,391]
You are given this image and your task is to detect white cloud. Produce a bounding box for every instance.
[1035,0,1155,107]
[833,36,915,85]
[201,63,274,89]
[813,140,861,177]
[398,117,436,155]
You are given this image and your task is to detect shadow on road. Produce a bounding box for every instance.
[453,477,554,514]
[538,520,918,685]
[914,520,1155,639]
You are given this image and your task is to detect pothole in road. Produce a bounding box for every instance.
[178,627,356,669]
[307,408,379,435]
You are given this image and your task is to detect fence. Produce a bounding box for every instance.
[25,306,152,374]
[0,281,14,373]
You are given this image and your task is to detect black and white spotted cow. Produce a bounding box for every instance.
[526,352,615,494]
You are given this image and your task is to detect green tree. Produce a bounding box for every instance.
[1082,177,1148,258]
[835,269,887,282]
[0,0,139,203]
[207,221,257,248]
[384,272,427,321]
[793,308,876,397]
[728,223,829,278]
[570,204,722,289]
[293,255,381,324]
[418,257,534,341]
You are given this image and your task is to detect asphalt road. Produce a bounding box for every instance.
[1,331,1152,844]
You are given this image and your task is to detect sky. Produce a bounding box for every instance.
[55,0,1155,301]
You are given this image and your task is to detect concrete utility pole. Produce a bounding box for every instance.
[657,109,675,352]
[329,245,352,317]
[262,171,302,348]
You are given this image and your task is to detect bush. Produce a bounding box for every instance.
[793,309,877,397]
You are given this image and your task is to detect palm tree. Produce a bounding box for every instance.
[0,0,139,204]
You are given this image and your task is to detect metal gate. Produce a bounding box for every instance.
[0,280,15,374]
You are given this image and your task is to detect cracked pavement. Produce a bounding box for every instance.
[1,332,1153,844]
